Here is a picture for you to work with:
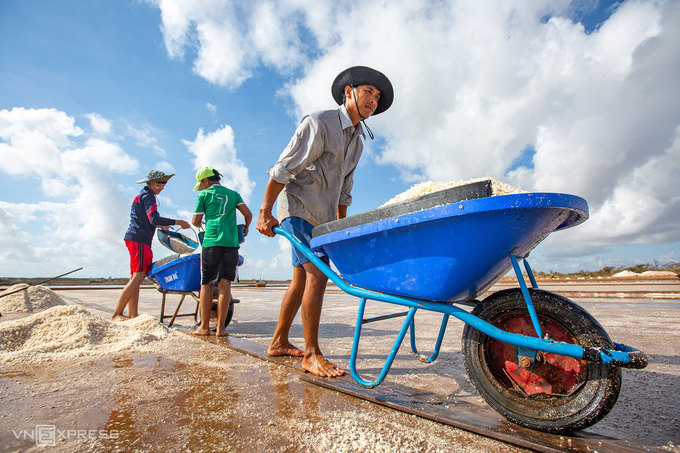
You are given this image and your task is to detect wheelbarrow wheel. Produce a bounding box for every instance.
[462,288,621,433]
[200,297,235,329]
[224,298,235,328]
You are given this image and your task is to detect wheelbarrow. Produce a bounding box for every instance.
[273,187,648,434]
[148,225,245,328]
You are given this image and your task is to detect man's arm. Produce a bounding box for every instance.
[191,213,203,228]
[337,205,347,219]
[236,203,253,237]
[257,178,285,237]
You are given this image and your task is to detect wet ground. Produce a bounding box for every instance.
[1,282,679,452]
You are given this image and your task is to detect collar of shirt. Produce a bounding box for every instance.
[339,105,365,139]
[141,185,153,197]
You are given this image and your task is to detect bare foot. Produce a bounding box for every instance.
[267,340,304,357]
[111,314,131,322]
[190,328,211,336]
[302,353,345,378]
[216,329,228,337]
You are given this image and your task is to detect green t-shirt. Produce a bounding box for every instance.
[194,184,244,248]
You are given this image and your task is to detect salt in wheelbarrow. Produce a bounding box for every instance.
[156,227,200,254]
[273,184,647,434]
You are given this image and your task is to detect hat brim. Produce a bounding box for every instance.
[331,66,393,115]
[136,174,174,184]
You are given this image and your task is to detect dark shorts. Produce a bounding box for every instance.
[280,217,328,268]
[201,246,239,284]
[125,240,152,274]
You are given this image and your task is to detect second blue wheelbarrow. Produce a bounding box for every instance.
[273,182,647,434]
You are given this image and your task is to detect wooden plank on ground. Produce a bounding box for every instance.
[182,332,659,453]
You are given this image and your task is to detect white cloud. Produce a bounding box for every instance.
[248,1,305,71]
[124,122,167,157]
[183,125,256,202]
[85,112,112,136]
[152,0,324,87]
[0,107,179,277]
[0,107,82,176]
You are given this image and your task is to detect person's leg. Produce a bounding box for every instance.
[112,272,146,320]
[215,278,231,337]
[127,278,142,318]
[192,246,218,335]
[190,284,213,335]
[268,265,306,356]
[114,241,151,320]
[269,216,333,361]
[299,262,344,377]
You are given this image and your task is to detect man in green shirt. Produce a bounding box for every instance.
[191,166,252,337]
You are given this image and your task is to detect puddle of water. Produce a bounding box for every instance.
[0,351,334,452]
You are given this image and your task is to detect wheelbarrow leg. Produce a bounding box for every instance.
[191,291,200,324]
[159,292,167,324]
[168,294,187,327]
[350,297,417,388]
[409,313,449,363]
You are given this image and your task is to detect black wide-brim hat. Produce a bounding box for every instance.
[331,66,393,115]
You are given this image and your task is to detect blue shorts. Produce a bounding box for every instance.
[280,217,328,268]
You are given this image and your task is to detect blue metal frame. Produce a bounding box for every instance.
[409,314,449,364]
[273,226,646,388]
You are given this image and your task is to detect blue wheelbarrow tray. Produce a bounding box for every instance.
[310,192,588,302]
[149,253,201,292]
[148,250,245,293]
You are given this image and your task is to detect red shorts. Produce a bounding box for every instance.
[125,240,153,274]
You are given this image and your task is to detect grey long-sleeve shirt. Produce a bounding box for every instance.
[267,105,365,226]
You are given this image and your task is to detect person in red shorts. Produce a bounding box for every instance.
[113,170,191,321]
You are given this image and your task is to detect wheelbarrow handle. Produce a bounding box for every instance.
[272,226,345,287]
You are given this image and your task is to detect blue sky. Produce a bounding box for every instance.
[1,0,678,280]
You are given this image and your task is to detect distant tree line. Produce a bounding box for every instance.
[535,261,680,279]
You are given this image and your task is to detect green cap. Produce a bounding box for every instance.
[194,166,220,191]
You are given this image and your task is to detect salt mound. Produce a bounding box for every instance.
[640,270,678,277]
[0,284,67,313]
[0,305,174,364]
[612,270,639,277]
[382,177,524,206]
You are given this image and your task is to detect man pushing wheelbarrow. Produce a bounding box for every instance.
[256,65,394,378]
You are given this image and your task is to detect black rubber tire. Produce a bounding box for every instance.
[461,288,621,433]
[200,298,235,329]
[224,298,235,328]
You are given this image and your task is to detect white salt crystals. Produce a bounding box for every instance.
[0,284,67,313]
[382,177,524,207]
[0,305,175,364]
